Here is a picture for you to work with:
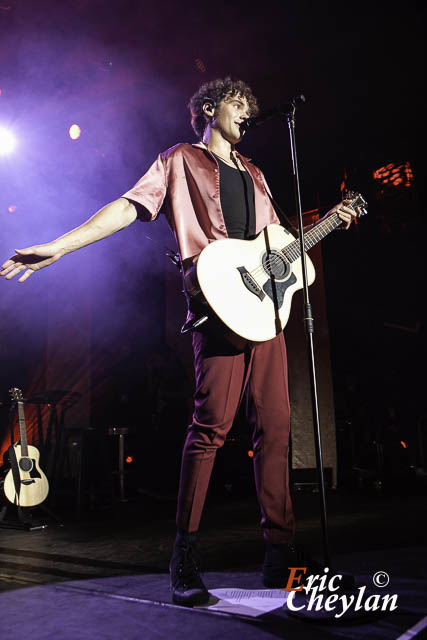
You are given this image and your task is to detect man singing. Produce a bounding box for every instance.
[1,77,358,607]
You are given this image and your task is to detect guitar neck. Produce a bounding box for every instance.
[284,211,343,261]
[17,401,28,457]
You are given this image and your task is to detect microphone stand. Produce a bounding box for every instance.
[282,100,331,569]
[276,99,374,625]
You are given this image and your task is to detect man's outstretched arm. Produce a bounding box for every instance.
[1,197,137,283]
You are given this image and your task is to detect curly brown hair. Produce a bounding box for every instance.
[188,77,259,139]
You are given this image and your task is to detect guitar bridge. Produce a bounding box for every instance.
[237,267,265,301]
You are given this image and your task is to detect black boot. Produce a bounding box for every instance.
[263,541,324,588]
[170,531,209,606]
[262,542,299,588]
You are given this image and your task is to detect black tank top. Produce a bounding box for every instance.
[213,154,255,240]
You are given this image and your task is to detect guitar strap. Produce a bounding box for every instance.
[7,444,21,504]
[267,193,299,239]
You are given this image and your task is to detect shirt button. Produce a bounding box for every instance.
[214,169,218,173]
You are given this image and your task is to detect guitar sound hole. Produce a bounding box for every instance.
[262,251,289,279]
[19,457,33,472]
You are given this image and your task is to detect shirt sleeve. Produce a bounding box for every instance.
[121,153,167,222]
[260,170,273,198]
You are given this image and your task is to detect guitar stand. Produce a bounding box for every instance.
[0,503,48,531]
[0,498,64,530]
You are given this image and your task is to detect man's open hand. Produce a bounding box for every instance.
[0,244,65,283]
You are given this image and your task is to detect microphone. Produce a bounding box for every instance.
[241,95,306,131]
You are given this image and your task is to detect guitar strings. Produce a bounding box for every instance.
[249,241,301,277]
[248,211,343,280]
[251,205,363,279]
[249,227,316,277]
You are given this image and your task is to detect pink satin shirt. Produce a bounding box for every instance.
[121,141,280,264]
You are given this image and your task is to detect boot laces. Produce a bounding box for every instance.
[176,540,203,588]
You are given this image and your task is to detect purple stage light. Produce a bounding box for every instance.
[0,127,16,155]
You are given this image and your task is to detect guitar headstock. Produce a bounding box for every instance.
[9,387,23,403]
[343,189,368,218]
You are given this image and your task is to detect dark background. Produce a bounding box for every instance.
[0,0,425,493]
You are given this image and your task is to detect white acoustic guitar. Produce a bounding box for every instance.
[188,192,367,342]
[4,388,49,507]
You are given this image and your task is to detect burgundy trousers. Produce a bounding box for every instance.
[176,326,295,544]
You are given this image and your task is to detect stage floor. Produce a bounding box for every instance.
[0,489,426,639]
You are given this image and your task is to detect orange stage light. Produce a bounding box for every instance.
[373,161,414,196]
[400,441,407,449]
[247,450,254,458]
[126,456,133,464]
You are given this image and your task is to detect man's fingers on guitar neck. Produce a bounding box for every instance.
[340,205,357,216]
[337,211,352,229]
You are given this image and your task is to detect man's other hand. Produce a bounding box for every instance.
[1,244,64,283]
[332,199,361,230]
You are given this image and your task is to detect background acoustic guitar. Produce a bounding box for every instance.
[3,388,49,507]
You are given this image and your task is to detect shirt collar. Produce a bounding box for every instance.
[192,141,252,162]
